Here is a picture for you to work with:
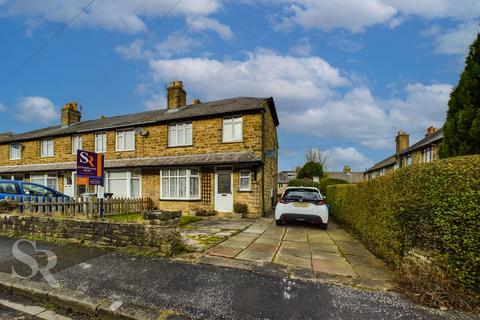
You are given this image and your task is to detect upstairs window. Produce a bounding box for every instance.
[41,139,54,157]
[72,135,82,154]
[239,170,251,191]
[168,123,192,147]
[9,144,21,160]
[95,132,107,153]
[116,129,135,151]
[423,147,432,163]
[222,117,243,142]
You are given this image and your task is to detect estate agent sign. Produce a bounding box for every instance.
[76,150,104,186]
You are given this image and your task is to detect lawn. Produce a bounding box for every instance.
[103,213,201,226]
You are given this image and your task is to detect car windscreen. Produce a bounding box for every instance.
[283,189,321,201]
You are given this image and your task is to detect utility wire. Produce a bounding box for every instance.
[6,0,97,80]
[79,0,187,102]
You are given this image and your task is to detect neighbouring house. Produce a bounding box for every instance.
[0,81,279,217]
[277,170,297,194]
[325,171,364,183]
[365,127,443,180]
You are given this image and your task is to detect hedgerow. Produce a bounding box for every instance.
[326,155,480,291]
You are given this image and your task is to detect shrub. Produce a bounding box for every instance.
[288,178,321,189]
[195,209,217,217]
[326,155,480,291]
[233,202,248,214]
[297,161,324,179]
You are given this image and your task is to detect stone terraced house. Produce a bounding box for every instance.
[365,126,443,180]
[0,81,279,217]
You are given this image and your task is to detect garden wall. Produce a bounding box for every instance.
[326,155,480,291]
[0,212,181,256]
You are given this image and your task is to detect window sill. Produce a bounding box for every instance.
[9,158,21,161]
[237,189,252,193]
[159,198,201,202]
[41,155,54,158]
[115,149,136,152]
[167,144,193,148]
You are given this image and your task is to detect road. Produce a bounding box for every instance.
[0,236,472,320]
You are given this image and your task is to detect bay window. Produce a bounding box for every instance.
[30,173,58,190]
[161,169,200,200]
[9,143,21,160]
[106,171,141,198]
[168,122,192,147]
[116,130,135,151]
[222,117,243,142]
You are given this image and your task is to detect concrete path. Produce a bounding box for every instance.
[202,219,396,290]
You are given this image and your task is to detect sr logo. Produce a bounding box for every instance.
[78,151,95,167]
[11,239,59,287]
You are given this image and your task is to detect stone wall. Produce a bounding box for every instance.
[0,213,180,256]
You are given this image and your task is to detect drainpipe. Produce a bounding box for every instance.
[261,109,266,217]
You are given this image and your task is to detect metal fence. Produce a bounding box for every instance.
[1,196,154,217]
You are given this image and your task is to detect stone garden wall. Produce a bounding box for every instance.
[0,211,181,256]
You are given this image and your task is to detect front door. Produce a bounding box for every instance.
[63,174,74,197]
[215,170,233,212]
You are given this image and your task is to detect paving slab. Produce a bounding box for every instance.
[236,248,275,262]
[281,240,309,250]
[352,265,396,281]
[198,255,256,271]
[274,254,311,269]
[220,239,251,249]
[312,258,356,277]
[335,240,373,256]
[254,237,281,245]
[207,245,242,258]
[277,246,311,259]
[310,244,340,253]
[345,254,389,269]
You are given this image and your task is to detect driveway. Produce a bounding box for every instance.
[199,219,395,290]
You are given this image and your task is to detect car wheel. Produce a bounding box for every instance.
[275,219,284,226]
[319,223,328,230]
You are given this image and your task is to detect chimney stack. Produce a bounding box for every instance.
[61,101,81,127]
[191,98,201,105]
[395,130,409,154]
[167,80,186,110]
[426,126,438,136]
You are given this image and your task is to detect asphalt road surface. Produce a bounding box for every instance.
[0,236,474,320]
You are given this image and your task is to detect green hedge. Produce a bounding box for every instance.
[326,155,480,290]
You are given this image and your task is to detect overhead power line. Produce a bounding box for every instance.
[6,0,97,80]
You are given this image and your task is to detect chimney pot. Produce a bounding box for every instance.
[426,126,437,136]
[61,101,81,127]
[167,80,187,110]
[192,99,201,105]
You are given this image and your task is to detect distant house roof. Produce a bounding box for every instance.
[0,151,261,174]
[0,97,279,144]
[365,154,396,173]
[326,172,364,183]
[399,128,443,156]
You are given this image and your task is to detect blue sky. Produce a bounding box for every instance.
[0,0,479,171]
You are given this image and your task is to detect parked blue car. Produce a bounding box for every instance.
[0,180,68,201]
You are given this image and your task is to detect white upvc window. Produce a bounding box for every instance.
[160,169,200,200]
[423,147,432,163]
[72,135,83,154]
[168,122,192,147]
[40,139,54,157]
[105,171,141,198]
[222,116,243,142]
[406,154,412,166]
[30,173,58,190]
[115,129,135,151]
[9,143,21,160]
[95,132,107,153]
[239,170,251,191]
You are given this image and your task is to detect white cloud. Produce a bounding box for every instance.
[289,37,313,56]
[16,96,57,123]
[0,0,223,33]
[271,0,480,33]
[433,21,480,55]
[154,34,202,59]
[188,16,234,40]
[325,147,373,171]
[0,102,6,112]
[147,50,452,150]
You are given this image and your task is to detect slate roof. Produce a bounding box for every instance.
[365,154,396,173]
[0,151,261,174]
[399,128,443,156]
[0,97,279,144]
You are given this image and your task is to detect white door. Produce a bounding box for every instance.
[63,175,74,197]
[215,170,233,212]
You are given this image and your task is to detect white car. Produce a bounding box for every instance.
[275,187,329,229]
